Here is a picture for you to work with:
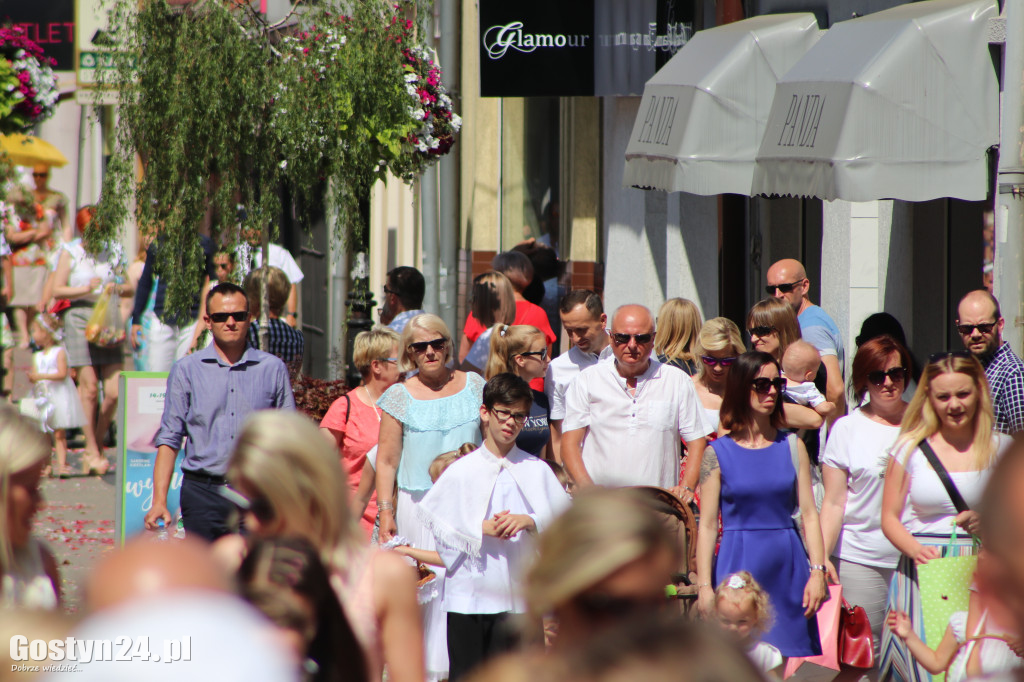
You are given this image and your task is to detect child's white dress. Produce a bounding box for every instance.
[947,611,1020,682]
[32,346,85,431]
[747,640,783,675]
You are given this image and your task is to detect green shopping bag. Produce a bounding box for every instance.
[916,531,979,682]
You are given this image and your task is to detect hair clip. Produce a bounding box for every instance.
[500,324,508,337]
[726,574,747,590]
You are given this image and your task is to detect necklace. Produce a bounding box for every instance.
[419,369,452,392]
[363,385,382,422]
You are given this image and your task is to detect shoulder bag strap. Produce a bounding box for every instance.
[918,439,970,513]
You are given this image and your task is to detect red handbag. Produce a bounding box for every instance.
[839,599,873,669]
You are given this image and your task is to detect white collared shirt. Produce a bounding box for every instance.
[545,343,614,420]
[563,358,712,488]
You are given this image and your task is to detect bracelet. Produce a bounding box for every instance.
[682,486,695,494]
[698,582,711,588]
[378,501,394,511]
[809,564,826,573]
[286,311,297,318]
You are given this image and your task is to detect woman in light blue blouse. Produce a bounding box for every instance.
[376,313,485,542]
[375,314,484,682]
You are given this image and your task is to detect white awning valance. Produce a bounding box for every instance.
[623,13,821,196]
[752,0,999,202]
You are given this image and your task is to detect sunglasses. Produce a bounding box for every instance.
[208,310,249,323]
[221,485,275,524]
[701,355,737,367]
[383,285,399,296]
[955,321,997,336]
[490,407,529,425]
[765,280,804,295]
[409,337,447,354]
[33,172,49,178]
[610,332,654,346]
[751,377,786,395]
[867,367,908,387]
[519,348,548,361]
[748,326,777,338]
[928,350,973,365]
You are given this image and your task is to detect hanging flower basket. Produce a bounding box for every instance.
[0,26,58,135]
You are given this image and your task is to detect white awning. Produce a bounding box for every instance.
[623,13,821,196]
[752,0,998,202]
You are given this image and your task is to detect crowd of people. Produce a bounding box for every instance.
[3,235,1024,682]
[0,167,307,477]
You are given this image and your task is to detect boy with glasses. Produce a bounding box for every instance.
[416,373,570,680]
[957,289,1024,434]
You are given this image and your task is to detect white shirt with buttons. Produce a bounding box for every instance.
[562,358,712,488]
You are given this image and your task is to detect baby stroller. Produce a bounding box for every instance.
[632,486,700,614]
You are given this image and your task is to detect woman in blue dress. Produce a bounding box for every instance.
[696,351,828,657]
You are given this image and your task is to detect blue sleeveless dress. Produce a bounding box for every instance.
[713,434,821,657]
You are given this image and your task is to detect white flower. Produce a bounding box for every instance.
[404,73,418,83]
[411,108,425,120]
[405,84,418,96]
[279,160,288,169]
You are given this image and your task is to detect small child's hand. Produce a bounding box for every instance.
[492,511,535,538]
[887,610,912,639]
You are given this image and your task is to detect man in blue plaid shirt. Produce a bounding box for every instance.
[957,290,1024,434]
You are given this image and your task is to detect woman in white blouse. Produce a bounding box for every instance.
[878,351,1009,682]
[820,335,911,675]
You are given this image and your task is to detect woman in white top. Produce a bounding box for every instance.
[878,352,1010,682]
[51,206,131,474]
[820,335,911,676]
[691,317,746,438]
[0,406,60,609]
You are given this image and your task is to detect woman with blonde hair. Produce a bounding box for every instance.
[376,313,485,681]
[525,488,680,649]
[486,324,551,457]
[321,326,402,536]
[655,298,702,374]
[219,410,425,682]
[0,407,60,608]
[460,271,517,369]
[878,352,1009,682]
[691,317,746,435]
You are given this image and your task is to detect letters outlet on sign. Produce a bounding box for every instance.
[479,0,695,98]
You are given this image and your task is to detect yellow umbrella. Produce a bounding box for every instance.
[0,134,69,168]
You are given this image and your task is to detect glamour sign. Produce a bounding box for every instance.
[483,22,590,59]
[479,0,694,97]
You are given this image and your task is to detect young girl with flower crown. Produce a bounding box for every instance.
[715,571,783,679]
[27,313,85,477]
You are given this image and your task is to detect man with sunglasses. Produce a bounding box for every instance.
[379,265,426,333]
[561,305,711,503]
[544,290,613,461]
[766,259,846,420]
[957,289,1024,434]
[146,282,295,541]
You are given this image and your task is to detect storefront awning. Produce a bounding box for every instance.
[623,13,821,196]
[752,0,998,202]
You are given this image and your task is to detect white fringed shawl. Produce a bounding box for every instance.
[416,445,570,558]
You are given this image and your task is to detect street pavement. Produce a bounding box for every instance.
[34,448,118,615]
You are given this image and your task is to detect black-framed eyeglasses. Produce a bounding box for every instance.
[209,310,249,323]
[409,338,447,354]
[765,280,804,295]
[701,355,737,367]
[610,332,654,346]
[518,348,548,361]
[955,321,997,336]
[490,407,529,425]
[751,377,786,395]
[867,367,908,387]
[928,350,973,365]
[748,326,777,338]
[221,485,275,524]
[383,285,399,296]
